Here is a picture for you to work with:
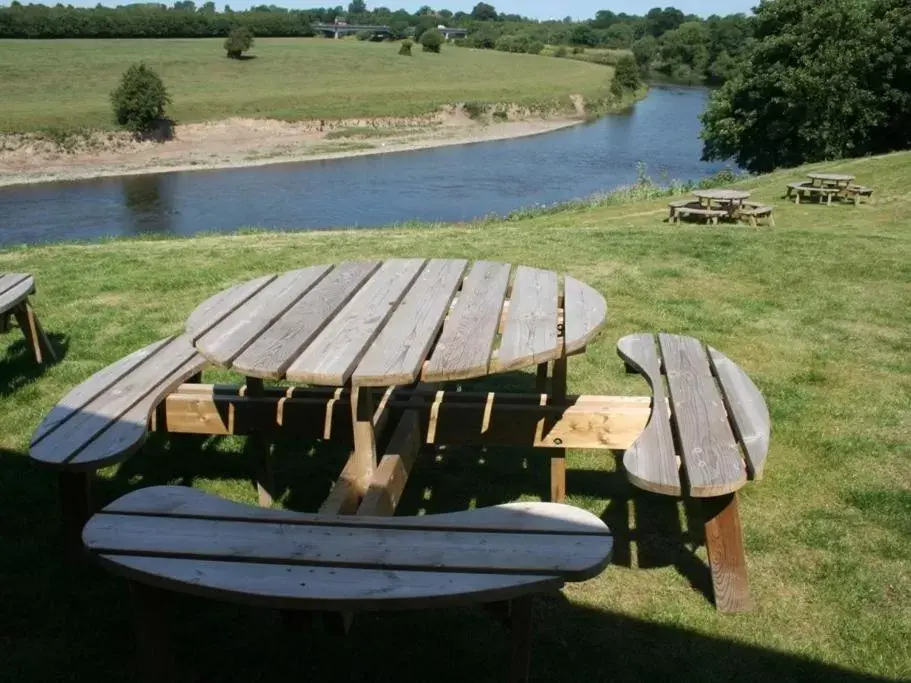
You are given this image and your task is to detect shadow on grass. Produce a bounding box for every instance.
[0,332,68,397]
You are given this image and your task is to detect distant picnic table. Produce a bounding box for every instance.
[807,172,856,189]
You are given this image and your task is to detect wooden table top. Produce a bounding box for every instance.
[807,172,855,182]
[185,259,607,387]
[692,189,751,201]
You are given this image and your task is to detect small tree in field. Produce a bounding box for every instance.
[611,55,642,97]
[224,25,254,59]
[398,40,413,56]
[420,29,443,53]
[110,62,170,136]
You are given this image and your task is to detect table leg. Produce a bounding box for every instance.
[129,582,177,683]
[350,386,378,496]
[703,492,753,612]
[535,362,548,394]
[549,355,568,503]
[245,377,274,507]
[507,596,534,683]
[59,470,91,561]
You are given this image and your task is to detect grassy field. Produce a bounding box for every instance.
[1,152,909,682]
[0,37,615,134]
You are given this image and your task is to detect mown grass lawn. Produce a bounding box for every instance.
[0,37,614,134]
[1,151,909,682]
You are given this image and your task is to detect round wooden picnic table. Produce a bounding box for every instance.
[185,259,608,506]
[692,189,751,210]
[807,172,855,188]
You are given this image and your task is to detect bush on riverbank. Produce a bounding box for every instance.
[110,63,170,136]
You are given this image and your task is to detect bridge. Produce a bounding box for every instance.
[313,23,469,40]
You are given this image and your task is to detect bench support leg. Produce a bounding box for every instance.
[0,312,10,333]
[507,596,534,683]
[130,582,177,683]
[549,356,568,503]
[350,386,378,495]
[13,301,56,364]
[245,377,274,507]
[703,493,753,613]
[59,471,91,561]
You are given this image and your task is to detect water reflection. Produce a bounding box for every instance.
[0,86,729,247]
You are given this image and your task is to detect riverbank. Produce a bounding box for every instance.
[0,111,584,187]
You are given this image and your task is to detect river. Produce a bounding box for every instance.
[0,85,728,247]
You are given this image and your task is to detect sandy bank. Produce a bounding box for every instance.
[0,110,582,187]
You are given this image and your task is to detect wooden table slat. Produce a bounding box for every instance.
[0,273,33,303]
[563,275,608,355]
[286,259,426,385]
[352,259,467,386]
[231,261,380,379]
[422,261,511,381]
[658,334,746,497]
[494,266,560,373]
[196,266,331,366]
[186,275,276,338]
[617,334,681,495]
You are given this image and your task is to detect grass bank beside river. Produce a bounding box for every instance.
[1,152,908,681]
[0,37,636,185]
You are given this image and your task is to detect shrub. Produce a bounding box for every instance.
[110,62,170,136]
[224,25,254,59]
[526,40,544,55]
[356,29,373,41]
[462,101,487,119]
[611,55,642,97]
[420,28,443,53]
[495,35,515,52]
[571,45,585,54]
[398,39,412,56]
[554,46,568,58]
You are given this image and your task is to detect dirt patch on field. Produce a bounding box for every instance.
[0,102,585,187]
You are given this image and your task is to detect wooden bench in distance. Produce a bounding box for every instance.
[0,273,56,363]
[672,206,728,225]
[617,333,770,613]
[738,203,775,227]
[845,185,874,205]
[785,182,840,205]
[667,199,695,221]
[29,335,207,557]
[83,485,613,683]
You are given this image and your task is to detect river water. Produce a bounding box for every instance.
[0,85,728,247]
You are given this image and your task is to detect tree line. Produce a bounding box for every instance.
[0,2,751,84]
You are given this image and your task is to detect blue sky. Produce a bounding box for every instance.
[55,2,757,19]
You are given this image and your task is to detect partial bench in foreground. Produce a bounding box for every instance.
[0,273,56,363]
[83,485,613,683]
[617,333,770,613]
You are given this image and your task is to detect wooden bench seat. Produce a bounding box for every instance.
[786,182,841,205]
[667,199,695,220]
[846,185,874,204]
[29,335,207,556]
[83,485,614,683]
[0,272,56,363]
[672,205,728,225]
[738,203,775,227]
[616,333,770,612]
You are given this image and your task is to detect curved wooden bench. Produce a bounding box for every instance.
[846,185,874,205]
[738,203,775,227]
[84,485,614,683]
[672,206,728,225]
[617,333,770,612]
[0,273,56,363]
[786,182,840,205]
[29,335,207,556]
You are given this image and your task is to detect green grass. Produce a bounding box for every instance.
[0,37,615,134]
[1,152,910,682]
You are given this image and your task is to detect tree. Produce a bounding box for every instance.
[701,0,911,172]
[611,55,641,97]
[347,0,366,13]
[224,24,253,58]
[420,27,442,53]
[110,62,170,136]
[570,24,597,47]
[470,2,497,21]
[632,34,658,69]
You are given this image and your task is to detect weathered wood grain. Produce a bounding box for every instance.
[423,261,511,381]
[658,333,746,497]
[0,273,35,311]
[232,261,380,379]
[616,334,681,495]
[708,347,770,480]
[286,259,426,385]
[186,275,276,338]
[353,259,467,386]
[703,493,753,612]
[563,275,607,355]
[195,266,331,366]
[494,266,560,373]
